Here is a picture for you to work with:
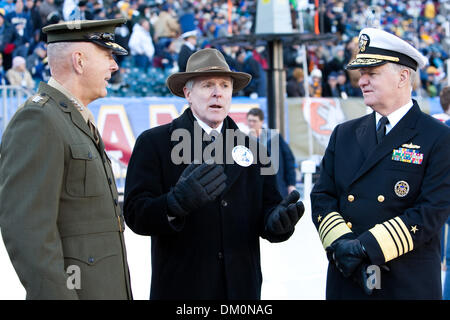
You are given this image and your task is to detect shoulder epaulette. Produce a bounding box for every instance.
[27,93,50,107]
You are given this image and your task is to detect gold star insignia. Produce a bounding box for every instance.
[410,225,418,234]
[318,215,322,222]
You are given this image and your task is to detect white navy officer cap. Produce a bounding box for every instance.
[346,28,428,71]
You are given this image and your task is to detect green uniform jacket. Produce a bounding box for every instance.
[0,82,132,300]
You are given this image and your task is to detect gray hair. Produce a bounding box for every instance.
[47,42,76,68]
[184,79,195,91]
[389,63,417,88]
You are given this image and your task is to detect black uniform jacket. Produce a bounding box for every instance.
[311,101,450,299]
[124,108,289,300]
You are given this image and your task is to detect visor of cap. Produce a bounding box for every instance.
[42,18,128,55]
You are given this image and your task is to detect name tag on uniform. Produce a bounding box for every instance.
[392,147,423,164]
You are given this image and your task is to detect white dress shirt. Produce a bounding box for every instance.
[375,100,413,135]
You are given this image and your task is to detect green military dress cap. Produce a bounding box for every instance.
[42,18,128,55]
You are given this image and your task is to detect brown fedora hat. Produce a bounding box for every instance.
[166,48,252,97]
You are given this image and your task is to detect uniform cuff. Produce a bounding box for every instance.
[318,211,353,249]
[359,217,414,264]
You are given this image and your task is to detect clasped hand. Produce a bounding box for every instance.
[167,162,227,217]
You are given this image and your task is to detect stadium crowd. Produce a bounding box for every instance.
[0,0,448,98]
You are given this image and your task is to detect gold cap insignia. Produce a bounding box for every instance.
[359,34,370,53]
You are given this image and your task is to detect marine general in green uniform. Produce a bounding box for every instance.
[0,19,132,300]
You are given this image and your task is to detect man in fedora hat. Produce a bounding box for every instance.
[0,18,132,299]
[311,28,450,299]
[124,48,305,299]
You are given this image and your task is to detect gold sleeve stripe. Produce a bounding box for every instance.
[318,212,352,249]
[369,217,414,263]
[394,217,413,251]
[318,212,343,238]
[318,213,341,236]
[369,224,398,262]
[320,219,344,242]
[384,220,403,256]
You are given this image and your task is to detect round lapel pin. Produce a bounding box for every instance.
[232,145,253,167]
[394,180,409,197]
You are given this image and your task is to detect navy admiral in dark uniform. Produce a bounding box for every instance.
[311,28,450,299]
[124,48,305,299]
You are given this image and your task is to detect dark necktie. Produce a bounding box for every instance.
[210,130,219,142]
[376,116,389,144]
[204,130,220,161]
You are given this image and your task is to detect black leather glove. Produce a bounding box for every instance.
[167,162,227,217]
[351,263,373,295]
[330,238,368,278]
[266,190,305,235]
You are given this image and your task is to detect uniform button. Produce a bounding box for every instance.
[88,257,95,264]
[347,195,355,202]
[218,252,223,260]
[114,198,118,206]
[377,195,385,202]
[346,222,353,229]
[221,200,228,207]
[59,102,67,108]
[108,177,112,185]
[88,151,93,160]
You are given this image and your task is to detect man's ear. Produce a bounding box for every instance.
[183,86,191,102]
[398,68,410,88]
[72,51,84,74]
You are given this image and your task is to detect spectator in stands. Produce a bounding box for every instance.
[236,48,266,97]
[336,70,350,99]
[203,21,217,43]
[128,18,154,71]
[322,71,340,97]
[247,107,297,197]
[433,86,450,123]
[424,66,442,97]
[0,8,15,69]
[26,40,46,81]
[24,0,43,38]
[0,0,15,15]
[69,0,94,20]
[6,55,34,89]
[158,39,177,71]
[286,67,305,97]
[5,0,32,40]
[324,45,345,80]
[215,13,230,38]
[309,68,323,97]
[0,52,8,84]
[152,4,180,44]
[39,0,57,25]
[177,29,197,72]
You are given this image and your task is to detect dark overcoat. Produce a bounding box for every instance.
[124,108,289,300]
[311,101,450,299]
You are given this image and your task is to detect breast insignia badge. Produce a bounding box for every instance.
[394,180,409,197]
